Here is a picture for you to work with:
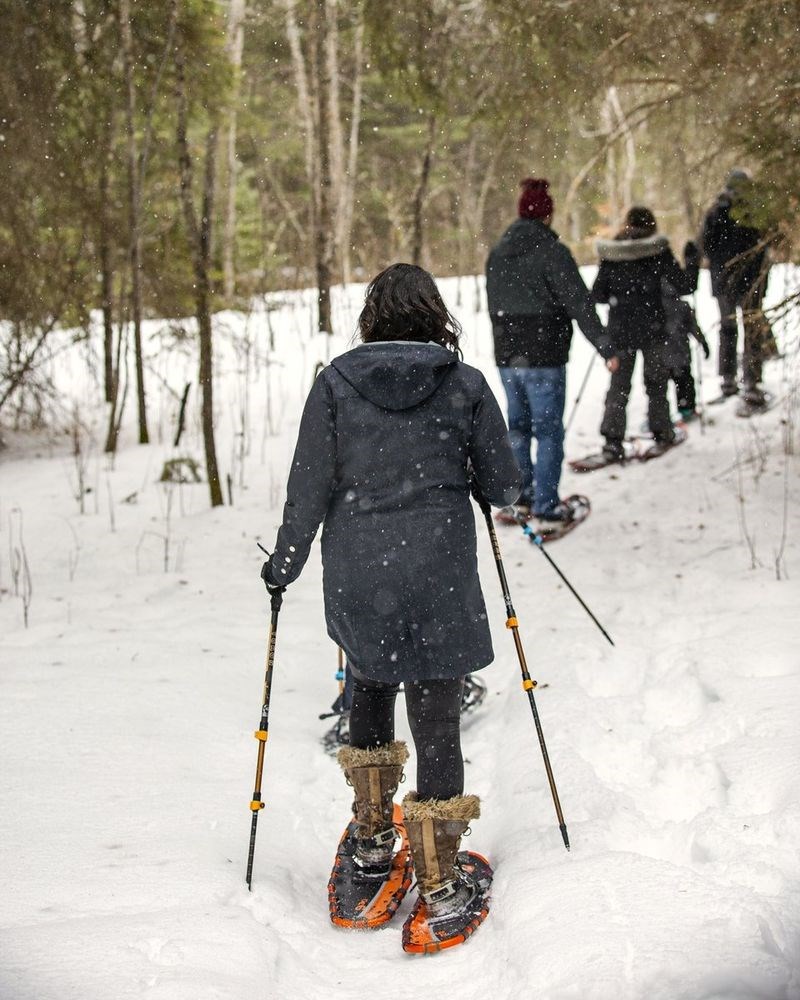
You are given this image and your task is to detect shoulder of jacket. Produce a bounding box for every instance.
[448,359,487,391]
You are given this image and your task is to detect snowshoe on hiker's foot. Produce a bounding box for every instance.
[569,442,626,473]
[639,424,688,461]
[460,674,487,715]
[708,381,739,406]
[528,494,590,542]
[401,793,491,954]
[329,742,412,928]
[736,388,775,418]
[321,710,350,756]
[494,504,531,526]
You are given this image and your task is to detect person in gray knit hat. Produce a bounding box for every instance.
[701,170,776,405]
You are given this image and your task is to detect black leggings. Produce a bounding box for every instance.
[349,674,464,801]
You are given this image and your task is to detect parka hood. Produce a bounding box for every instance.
[596,234,670,262]
[331,341,457,411]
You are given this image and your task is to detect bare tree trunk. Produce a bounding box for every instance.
[411,113,436,267]
[176,20,224,508]
[337,2,364,285]
[223,0,246,300]
[326,0,344,274]
[607,86,636,214]
[285,0,316,237]
[119,0,149,444]
[602,95,620,231]
[104,271,128,454]
[675,141,698,234]
[311,0,333,333]
[99,132,115,403]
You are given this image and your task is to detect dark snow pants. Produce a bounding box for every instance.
[669,363,696,412]
[601,344,673,446]
[716,292,769,390]
[349,672,464,801]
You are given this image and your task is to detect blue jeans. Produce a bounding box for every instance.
[498,366,566,515]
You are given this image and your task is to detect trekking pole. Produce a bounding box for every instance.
[245,583,284,890]
[318,647,347,721]
[474,490,570,852]
[514,511,615,647]
[692,291,706,436]
[564,353,596,435]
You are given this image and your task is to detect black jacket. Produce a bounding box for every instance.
[701,192,767,300]
[592,235,698,351]
[486,218,612,366]
[267,342,521,684]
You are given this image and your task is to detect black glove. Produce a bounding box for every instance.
[468,471,491,514]
[260,559,286,595]
[683,240,699,263]
[697,332,711,360]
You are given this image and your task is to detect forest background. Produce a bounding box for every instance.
[1,0,798,505]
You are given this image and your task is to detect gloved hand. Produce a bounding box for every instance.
[260,559,286,595]
[468,472,490,513]
[697,332,711,360]
[683,240,699,263]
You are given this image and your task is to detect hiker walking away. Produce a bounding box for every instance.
[592,207,699,461]
[661,278,710,422]
[486,177,618,528]
[701,169,776,406]
[261,263,520,953]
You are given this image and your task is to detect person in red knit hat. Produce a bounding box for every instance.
[518,178,554,221]
[486,179,618,532]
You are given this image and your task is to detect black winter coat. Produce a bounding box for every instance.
[486,218,612,366]
[267,342,521,684]
[592,235,698,351]
[701,193,767,299]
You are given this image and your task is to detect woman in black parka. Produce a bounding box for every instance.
[262,263,520,952]
[592,206,699,459]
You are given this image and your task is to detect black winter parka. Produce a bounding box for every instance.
[486,218,612,366]
[701,193,767,299]
[592,235,698,352]
[267,342,521,684]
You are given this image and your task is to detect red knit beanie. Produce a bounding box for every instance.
[518,178,553,220]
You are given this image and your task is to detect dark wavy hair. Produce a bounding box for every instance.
[358,263,462,354]
[616,206,658,241]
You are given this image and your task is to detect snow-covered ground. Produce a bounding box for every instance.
[1,269,799,1000]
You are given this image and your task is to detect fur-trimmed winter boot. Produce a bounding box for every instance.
[328,741,414,929]
[401,791,493,954]
[337,741,408,872]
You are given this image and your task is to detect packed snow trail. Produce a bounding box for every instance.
[1,273,799,999]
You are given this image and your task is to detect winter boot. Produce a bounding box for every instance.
[401,792,492,954]
[494,503,531,526]
[721,378,739,397]
[602,440,626,463]
[339,741,408,871]
[328,742,413,928]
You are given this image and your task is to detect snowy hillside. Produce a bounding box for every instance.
[1,270,799,1000]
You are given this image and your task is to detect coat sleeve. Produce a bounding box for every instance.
[660,250,698,297]
[700,206,720,259]
[268,373,337,586]
[547,243,614,358]
[468,375,522,508]
[591,261,610,304]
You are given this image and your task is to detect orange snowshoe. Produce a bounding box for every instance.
[402,851,493,954]
[328,803,412,929]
